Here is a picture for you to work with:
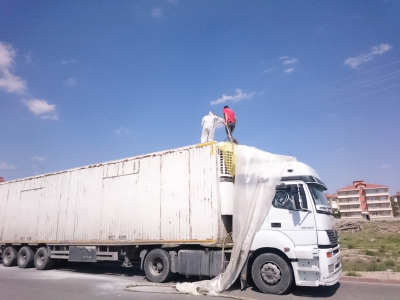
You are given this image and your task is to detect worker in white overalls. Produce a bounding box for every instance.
[201,111,224,143]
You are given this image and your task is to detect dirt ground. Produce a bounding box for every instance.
[338,218,400,278]
[353,271,400,280]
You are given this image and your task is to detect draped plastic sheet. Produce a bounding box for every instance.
[176,144,296,295]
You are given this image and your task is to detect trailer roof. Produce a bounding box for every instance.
[0,143,213,185]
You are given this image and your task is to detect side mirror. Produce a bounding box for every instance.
[290,185,302,210]
[298,185,308,210]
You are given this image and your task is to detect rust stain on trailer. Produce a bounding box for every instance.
[1,239,218,245]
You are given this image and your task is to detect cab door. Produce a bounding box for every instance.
[266,182,317,246]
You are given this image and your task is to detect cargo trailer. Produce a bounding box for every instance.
[0,142,341,294]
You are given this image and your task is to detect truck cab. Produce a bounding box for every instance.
[249,161,341,294]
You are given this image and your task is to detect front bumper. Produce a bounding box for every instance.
[318,244,342,286]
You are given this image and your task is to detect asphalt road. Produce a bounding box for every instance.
[1,261,400,300]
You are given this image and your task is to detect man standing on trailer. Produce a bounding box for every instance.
[223,105,237,141]
[201,111,224,143]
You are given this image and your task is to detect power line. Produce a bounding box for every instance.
[260,73,400,115]
[244,60,400,111]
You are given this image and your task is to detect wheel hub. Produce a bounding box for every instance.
[151,258,164,275]
[260,262,281,285]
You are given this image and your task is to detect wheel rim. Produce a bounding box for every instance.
[4,250,11,263]
[149,257,164,276]
[37,252,45,266]
[260,262,282,285]
[21,250,27,262]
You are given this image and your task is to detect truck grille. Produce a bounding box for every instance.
[326,229,339,247]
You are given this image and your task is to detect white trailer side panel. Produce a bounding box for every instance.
[0,145,222,245]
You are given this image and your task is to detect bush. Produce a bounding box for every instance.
[348,244,354,249]
[334,211,341,219]
[385,260,396,267]
[365,250,376,256]
[346,271,361,277]
[366,263,379,271]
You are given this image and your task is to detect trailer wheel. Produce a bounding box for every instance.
[17,246,35,268]
[251,253,293,295]
[34,247,54,270]
[2,246,18,267]
[144,249,172,283]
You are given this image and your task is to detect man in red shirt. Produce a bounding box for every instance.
[223,105,237,142]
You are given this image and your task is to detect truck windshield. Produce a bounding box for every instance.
[307,183,332,215]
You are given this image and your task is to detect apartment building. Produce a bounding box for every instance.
[325,193,339,216]
[337,180,393,219]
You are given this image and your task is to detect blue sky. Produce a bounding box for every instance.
[1,0,400,194]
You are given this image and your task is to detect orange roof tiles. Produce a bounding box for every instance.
[337,180,388,191]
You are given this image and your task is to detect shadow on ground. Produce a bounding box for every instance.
[5,259,340,298]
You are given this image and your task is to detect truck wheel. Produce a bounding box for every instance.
[251,253,293,295]
[17,246,35,268]
[144,249,172,283]
[34,247,54,270]
[2,246,18,267]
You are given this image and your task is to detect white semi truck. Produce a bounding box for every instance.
[0,143,341,294]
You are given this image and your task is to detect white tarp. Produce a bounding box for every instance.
[177,144,296,295]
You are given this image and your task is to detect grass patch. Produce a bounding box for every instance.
[365,250,377,256]
[346,271,361,277]
[339,220,400,272]
[385,260,396,267]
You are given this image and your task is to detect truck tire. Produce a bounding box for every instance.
[17,246,35,268]
[34,247,54,270]
[144,249,172,283]
[2,246,18,267]
[251,253,293,295]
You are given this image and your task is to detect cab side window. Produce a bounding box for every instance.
[272,185,297,210]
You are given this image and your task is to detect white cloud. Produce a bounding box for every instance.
[0,70,27,93]
[263,68,275,73]
[60,59,77,65]
[279,56,289,60]
[344,44,393,68]
[25,53,32,63]
[32,156,46,162]
[40,113,59,120]
[31,156,47,169]
[115,127,132,136]
[22,98,58,120]
[210,89,256,105]
[1,41,58,119]
[283,58,298,65]
[380,164,389,169]
[284,68,294,73]
[0,161,15,170]
[63,78,76,87]
[0,42,27,93]
[151,7,162,18]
